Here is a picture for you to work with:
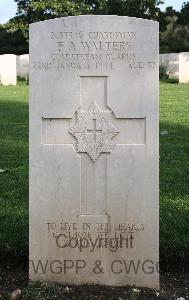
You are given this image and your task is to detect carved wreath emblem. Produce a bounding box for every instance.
[69,102,119,161]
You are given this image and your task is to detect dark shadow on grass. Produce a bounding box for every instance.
[0,100,29,256]
[160,121,188,197]
[0,100,28,123]
[159,120,189,269]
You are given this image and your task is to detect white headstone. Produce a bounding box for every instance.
[16,55,20,75]
[159,53,179,79]
[159,53,169,67]
[29,16,159,289]
[17,54,29,79]
[179,52,189,83]
[168,53,179,79]
[0,54,17,85]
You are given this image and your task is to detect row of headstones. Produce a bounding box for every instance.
[160,52,189,83]
[0,52,188,85]
[0,54,29,85]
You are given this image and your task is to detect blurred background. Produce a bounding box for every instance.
[0,0,188,54]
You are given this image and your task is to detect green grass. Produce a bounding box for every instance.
[159,82,189,258]
[0,82,188,258]
[0,85,28,254]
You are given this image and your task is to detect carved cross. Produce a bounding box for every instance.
[87,119,102,142]
[42,76,146,218]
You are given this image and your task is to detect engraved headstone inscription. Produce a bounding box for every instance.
[29,16,159,289]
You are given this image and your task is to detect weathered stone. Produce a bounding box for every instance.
[10,289,21,300]
[29,15,159,289]
[0,54,17,85]
[179,52,189,84]
[17,54,29,79]
[159,52,189,83]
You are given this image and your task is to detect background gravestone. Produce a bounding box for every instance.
[159,52,189,83]
[30,15,159,289]
[17,54,29,79]
[179,52,189,83]
[0,54,17,85]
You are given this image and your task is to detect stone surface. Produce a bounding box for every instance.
[159,52,189,83]
[69,102,119,161]
[159,53,169,68]
[17,54,29,79]
[168,53,179,79]
[10,289,22,300]
[0,54,17,85]
[179,52,189,83]
[29,15,159,289]
[159,53,179,79]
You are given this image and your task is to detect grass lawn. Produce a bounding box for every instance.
[159,82,189,260]
[0,84,28,254]
[0,82,188,259]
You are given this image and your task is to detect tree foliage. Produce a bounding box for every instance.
[14,0,91,21]
[0,0,189,54]
[14,0,162,19]
[159,3,189,53]
[0,23,28,55]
